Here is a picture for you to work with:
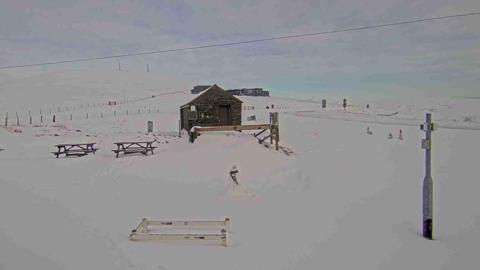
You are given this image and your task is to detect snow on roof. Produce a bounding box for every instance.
[181,84,243,108]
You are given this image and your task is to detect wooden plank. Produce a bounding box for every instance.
[114,141,155,145]
[270,127,273,144]
[113,147,156,151]
[129,231,227,246]
[254,129,267,137]
[194,124,271,132]
[112,150,148,154]
[147,218,230,231]
[66,152,88,156]
[275,126,279,151]
[55,143,96,147]
[62,148,97,152]
[259,134,271,144]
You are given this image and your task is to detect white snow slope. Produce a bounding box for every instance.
[1,70,479,270]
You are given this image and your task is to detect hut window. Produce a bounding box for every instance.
[189,111,197,120]
[201,112,214,119]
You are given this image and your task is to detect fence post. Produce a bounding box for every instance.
[269,113,273,144]
[275,113,279,151]
[41,115,43,124]
[16,112,19,126]
[53,115,56,123]
[4,112,7,127]
[178,119,181,137]
[270,112,279,151]
[29,110,32,125]
[421,113,435,240]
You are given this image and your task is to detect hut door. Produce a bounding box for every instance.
[182,109,189,130]
[219,105,231,125]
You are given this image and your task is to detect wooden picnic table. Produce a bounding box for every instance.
[112,141,156,158]
[52,143,98,158]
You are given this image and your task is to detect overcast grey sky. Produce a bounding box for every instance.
[1,0,479,97]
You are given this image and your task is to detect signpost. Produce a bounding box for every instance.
[147,121,153,133]
[421,113,435,239]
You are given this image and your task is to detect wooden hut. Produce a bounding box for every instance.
[180,84,243,131]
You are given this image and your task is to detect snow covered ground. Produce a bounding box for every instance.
[1,69,479,269]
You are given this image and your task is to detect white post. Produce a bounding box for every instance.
[221,229,228,247]
[141,218,148,233]
[225,218,231,233]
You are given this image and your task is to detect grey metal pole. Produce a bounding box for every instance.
[421,113,435,239]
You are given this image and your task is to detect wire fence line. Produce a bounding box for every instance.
[0,90,187,127]
[2,107,179,127]
[0,89,184,118]
[1,102,297,127]
[287,111,480,131]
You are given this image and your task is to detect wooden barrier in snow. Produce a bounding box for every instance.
[129,218,230,247]
[189,112,280,150]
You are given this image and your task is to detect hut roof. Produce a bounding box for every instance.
[181,84,243,108]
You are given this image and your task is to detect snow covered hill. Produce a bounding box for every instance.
[1,69,479,269]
